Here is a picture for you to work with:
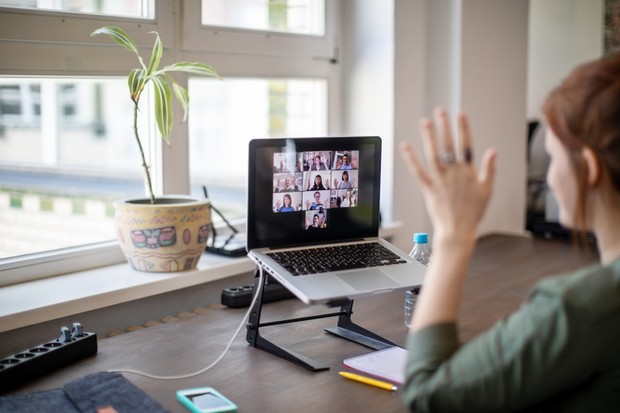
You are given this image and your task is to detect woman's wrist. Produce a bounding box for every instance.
[432,230,477,252]
[411,232,476,330]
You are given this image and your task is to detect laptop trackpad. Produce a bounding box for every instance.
[337,270,399,291]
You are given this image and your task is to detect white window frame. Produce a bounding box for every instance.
[0,0,340,286]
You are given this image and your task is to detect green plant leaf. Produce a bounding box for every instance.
[159,62,220,78]
[145,31,162,76]
[168,77,190,122]
[128,68,147,104]
[152,76,173,143]
[90,25,220,204]
[91,26,146,69]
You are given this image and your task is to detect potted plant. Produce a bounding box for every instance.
[91,26,220,272]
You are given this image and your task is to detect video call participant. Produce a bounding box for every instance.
[339,153,353,170]
[310,155,328,171]
[306,213,321,230]
[306,191,324,210]
[305,210,326,230]
[276,176,300,192]
[276,193,295,213]
[340,189,355,208]
[336,171,354,189]
[308,174,327,190]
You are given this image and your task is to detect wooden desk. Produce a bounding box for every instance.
[6,234,597,412]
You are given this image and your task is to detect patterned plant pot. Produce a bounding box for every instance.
[114,195,211,272]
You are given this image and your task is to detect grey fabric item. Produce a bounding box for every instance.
[0,372,170,413]
[0,389,73,412]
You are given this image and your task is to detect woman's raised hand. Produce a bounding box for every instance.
[400,108,497,240]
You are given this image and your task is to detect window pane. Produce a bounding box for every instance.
[0,78,151,259]
[0,0,154,19]
[202,0,325,36]
[188,77,327,221]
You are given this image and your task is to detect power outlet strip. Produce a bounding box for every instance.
[221,281,294,308]
[0,323,97,393]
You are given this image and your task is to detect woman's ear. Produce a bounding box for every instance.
[582,146,600,186]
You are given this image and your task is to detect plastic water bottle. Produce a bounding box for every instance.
[409,233,431,266]
[404,233,430,328]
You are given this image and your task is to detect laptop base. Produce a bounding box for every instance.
[246,268,397,372]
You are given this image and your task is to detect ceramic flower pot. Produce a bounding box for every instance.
[114,195,211,272]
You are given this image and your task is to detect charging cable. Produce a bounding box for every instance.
[109,264,265,380]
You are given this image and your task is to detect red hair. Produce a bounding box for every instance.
[542,53,620,243]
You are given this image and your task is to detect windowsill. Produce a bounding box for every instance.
[0,222,402,334]
[0,253,255,334]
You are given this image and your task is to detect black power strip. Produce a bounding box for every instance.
[0,323,97,393]
[221,281,294,308]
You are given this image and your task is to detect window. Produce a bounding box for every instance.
[0,0,337,282]
[0,0,155,19]
[0,78,145,259]
[201,0,325,35]
[188,77,327,220]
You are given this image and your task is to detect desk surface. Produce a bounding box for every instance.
[6,234,597,412]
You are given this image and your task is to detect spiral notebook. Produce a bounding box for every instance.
[342,346,408,384]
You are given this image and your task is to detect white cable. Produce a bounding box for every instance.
[109,264,265,380]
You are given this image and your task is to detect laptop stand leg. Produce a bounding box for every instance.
[324,300,397,350]
[246,269,329,372]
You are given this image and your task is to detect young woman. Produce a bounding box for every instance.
[399,54,620,412]
[277,193,295,213]
[340,189,354,208]
[337,170,353,189]
[309,174,326,190]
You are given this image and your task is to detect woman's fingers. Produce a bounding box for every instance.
[404,109,496,192]
[419,117,443,172]
[400,141,432,188]
[435,108,456,164]
[478,148,497,192]
[457,111,473,163]
[400,110,497,240]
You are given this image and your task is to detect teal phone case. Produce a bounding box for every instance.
[176,387,237,413]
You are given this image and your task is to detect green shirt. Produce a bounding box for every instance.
[402,259,620,412]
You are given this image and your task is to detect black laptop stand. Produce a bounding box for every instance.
[245,267,397,371]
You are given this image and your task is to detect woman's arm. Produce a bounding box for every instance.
[400,108,496,331]
[401,279,605,413]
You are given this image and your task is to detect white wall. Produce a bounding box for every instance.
[527,0,604,120]
[339,0,395,223]
[390,0,529,250]
[460,1,529,237]
[341,0,605,251]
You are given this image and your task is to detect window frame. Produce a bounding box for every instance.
[0,0,340,285]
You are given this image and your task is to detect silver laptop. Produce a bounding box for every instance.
[246,136,425,304]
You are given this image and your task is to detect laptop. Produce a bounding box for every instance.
[246,136,426,305]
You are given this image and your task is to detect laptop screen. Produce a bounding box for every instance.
[247,136,382,250]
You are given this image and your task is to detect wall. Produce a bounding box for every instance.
[460,0,529,237]
[527,0,604,120]
[390,0,529,250]
[338,0,395,224]
[343,1,605,251]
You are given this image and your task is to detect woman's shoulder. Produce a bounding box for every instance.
[533,259,620,320]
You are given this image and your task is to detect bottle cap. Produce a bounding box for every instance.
[413,233,428,243]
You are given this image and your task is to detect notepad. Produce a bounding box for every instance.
[342,346,408,384]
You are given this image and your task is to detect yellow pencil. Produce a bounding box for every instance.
[339,371,398,391]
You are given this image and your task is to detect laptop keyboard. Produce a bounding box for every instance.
[266,242,408,276]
